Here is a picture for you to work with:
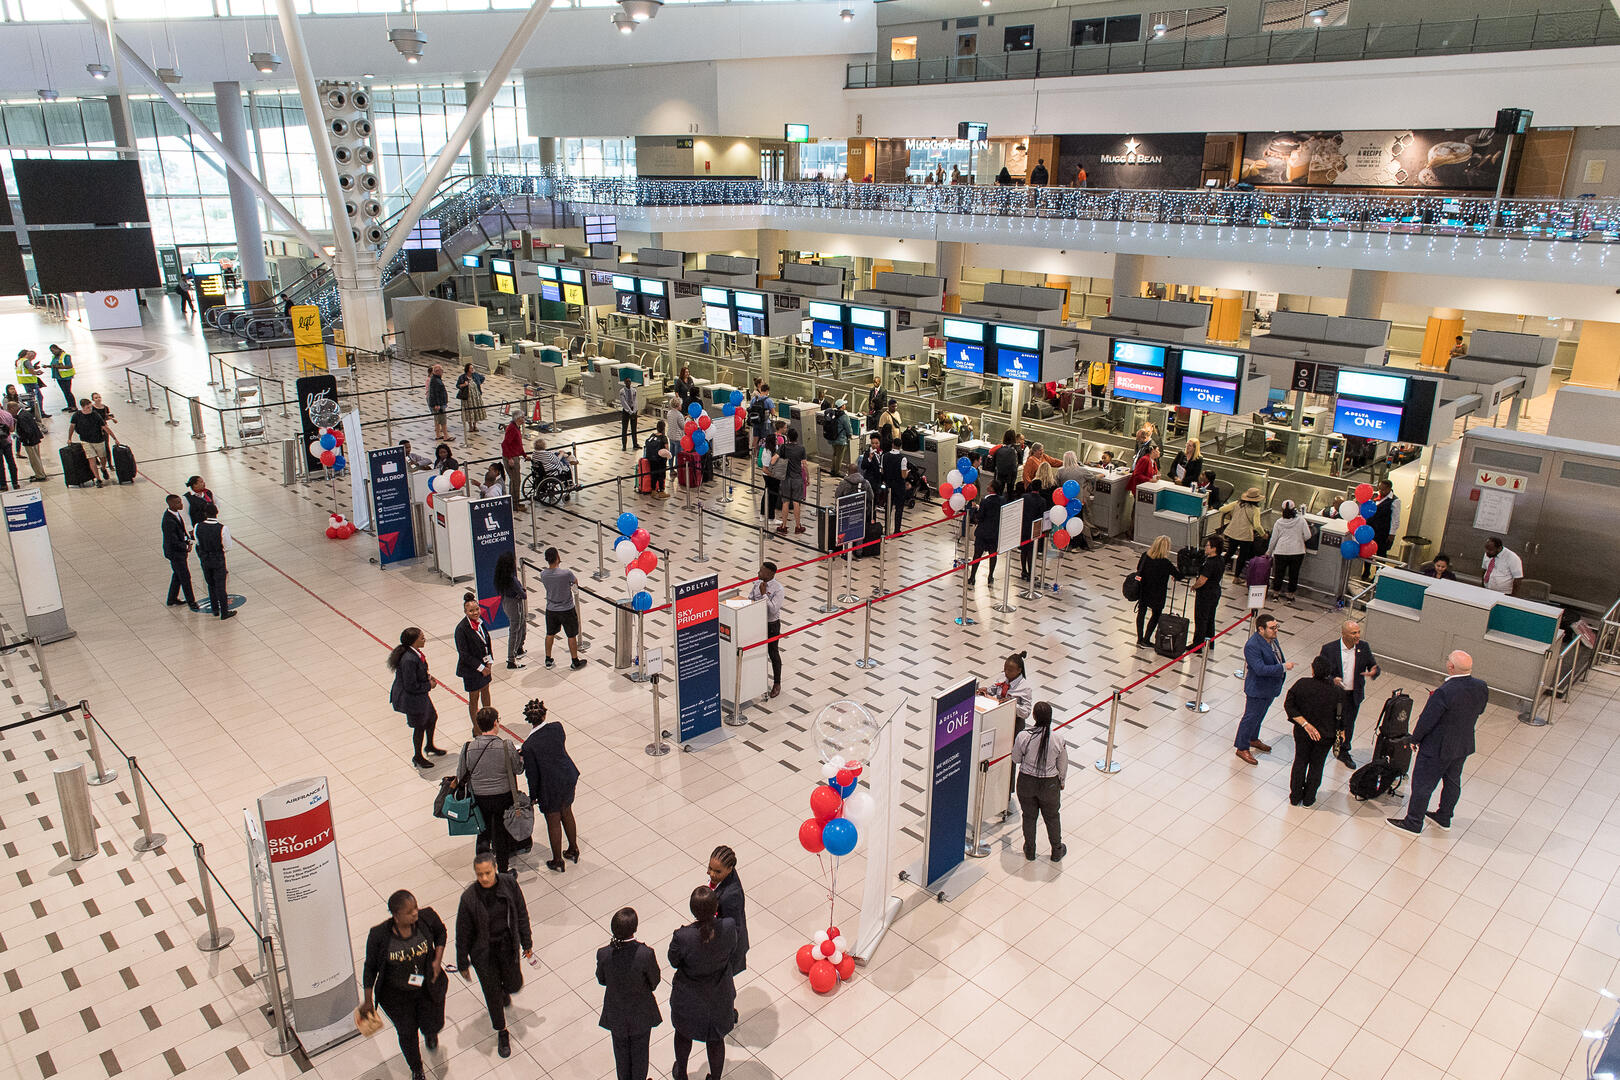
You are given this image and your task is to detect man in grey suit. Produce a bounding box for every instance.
[1388,650,1489,834]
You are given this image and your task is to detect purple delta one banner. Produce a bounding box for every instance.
[924,678,977,887]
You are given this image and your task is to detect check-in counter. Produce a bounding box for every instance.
[1367,568,1561,707]
[581,357,611,402]
[956,438,993,468]
[607,361,645,386]
[787,401,822,458]
[922,432,957,487]
[1080,466,1133,539]
[536,351,580,395]
[1132,480,1219,550]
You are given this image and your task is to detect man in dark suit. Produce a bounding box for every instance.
[161,494,199,611]
[1389,651,1489,834]
[1317,619,1379,768]
[596,907,661,1080]
[1234,612,1292,765]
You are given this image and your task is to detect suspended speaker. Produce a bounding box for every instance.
[354,118,373,139]
[350,90,370,111]
[333,145,353,166]
[351,227,361,243]
[362,198,382,218]
[329,117,349,138]
[356,146,376,165]
[338,173,355,190]
[364,225,385,245]
[324,88,348,112]
[345,200,359,218]
[358,172,379,192]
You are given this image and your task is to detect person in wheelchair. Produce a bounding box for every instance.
[524,438,578,506]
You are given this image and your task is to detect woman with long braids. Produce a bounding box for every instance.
[705,845,748,975]
[667,886,739,1080]
[1011,700,1069,862]
[387,628,442,769]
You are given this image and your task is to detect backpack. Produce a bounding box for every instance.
[900,427,923,452]
[13,409,39,445]
[821,409,841,442]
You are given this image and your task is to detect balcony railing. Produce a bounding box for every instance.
[849,7,1620,88]
[538,177,1620,244]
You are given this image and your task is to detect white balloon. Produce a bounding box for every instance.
[1339,499,1360,519]
[841,790,874,827]
[832,935,847,955]
[946,469,963,488]
[814,929,829,945]
[614,540,638,565]
[820,760,841,780]
[1047,506,1067,527]
[1065,516,1084,537]
[949,493,966,511]
[308,439,324,457]
[827,948,843,966]
[625,568,648,594]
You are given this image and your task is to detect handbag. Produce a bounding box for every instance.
[443,792,484,836]
[502,742,535,843]
[766,456,789,481]
[1122,555,1144,602]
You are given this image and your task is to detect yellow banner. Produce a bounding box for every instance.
[292,304,326,372]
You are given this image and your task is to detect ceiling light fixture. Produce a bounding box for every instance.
[86,62,110,79]
[980,0,991,7]
[619,0,662,23]
[158,66,182,84]
[251,50,282,73]
[389,26,426,63]
[38,89,58,101]
[611,11,635,33]
[839,8,853,21]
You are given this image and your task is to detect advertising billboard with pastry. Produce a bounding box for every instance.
[1239,129,1507,190]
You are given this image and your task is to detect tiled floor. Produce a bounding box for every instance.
[0,295,1615,1080]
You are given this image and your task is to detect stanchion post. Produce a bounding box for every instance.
[128,756,167,851]
[81,706,116,786]
[662,560,671,607]
[854,600,879,669]
[757,519,766,566]
[726,649,748,727]
[383,390,393,444]
[261,934,296,1057]
[616,476,624,516]
[1185,642,1211,713]
[695,509,709,563]
[164,388,180,427]
[630,613,648,683]
[32,637,64,711]
[592,523,609,581]
[966,759,991,858]
[189,396,206,441]
[218,408,231,451]
[955,560,976,626]
[814,556,837,613]
[1095,691,1123,774]
[993,552,1017,614]
[206,353,218,388]
[719,457,734,504]
[125,368,137,404]
[143,374,159,413]
[193,843,236,951]
[645,673,670,756]
[839,548,859,605]
[870,500,889,599]
[528,497,540,552]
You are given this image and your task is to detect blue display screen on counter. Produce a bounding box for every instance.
[1333,398,1403,439]
[812,321,846,350]
[852,329,887,357]
[1178,375,1238,415]
[996,348,1040,382]
[945,342,984,374]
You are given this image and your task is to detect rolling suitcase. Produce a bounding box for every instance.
[854,516,883,560]
[1349,689,1415,800]
[1154,582,1190,659]
[636,456,652,494]
[59,443,93,488]
[112,443,137,484]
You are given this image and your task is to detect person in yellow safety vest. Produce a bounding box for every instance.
[14,349,42,417]
[47,345,74,412]
[1087,358,1110,410]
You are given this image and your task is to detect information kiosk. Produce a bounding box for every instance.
[719,595,769,709]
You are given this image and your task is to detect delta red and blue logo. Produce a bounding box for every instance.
[478,595,503,623]
[377,531,400,556]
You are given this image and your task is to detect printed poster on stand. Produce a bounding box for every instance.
[469,496,514,633]
[366,445,417,565]
[904,677,984,901]
[675,574,725,748]
[295,374,338,473]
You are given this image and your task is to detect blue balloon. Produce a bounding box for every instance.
[1340,538,1361,559]
[957,456,971,472]
[319,432,336,451]
[1062,479,1081,500]
[822,817,857,857]
[333,454,346,471]
[722,403,735,417]
[1354,524,1374,544]
[1360,501,1377,518]
[729,390,743,406]
[962,465,978,484]
[631,590,653,611]
[616,512,639,537]
[688,402,702,419]
[427,474,438,492]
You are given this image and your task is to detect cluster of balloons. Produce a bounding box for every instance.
[1336,482,1380,560]
[324,512,357,540]
[307,427,347,472]
[938,456,981,516]
[613,512,658,611]
[680,401,714,455]
[718,389,748,432]
[423,467,466,510]
[797,762,873,857]
[1046,478,1087,550]
[795,925,855,993]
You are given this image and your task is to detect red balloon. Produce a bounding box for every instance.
[331,429,345,445]
[827,925,842,939]
[810,784,843,822]
[341,524,356,538]
[836,954,856,981]
[835,768,855,787]
[943,501,957,518]
[698,414,712,431]
[960,483,978,502]
[1345,516,1366,533]
[734,412,745,430]
[1052,529,1071,550]
[325,526,339,539]
[684,420,698,436]
[631,527,651,552]
[681,435,695,452]
[1359,541,1377,558]
[819,939,835,957]
[425,492,434,509]
[796,944,816,974]
[808,959,838,994]
[1354,483,1375,502]
[798,818,825,853]
[636,550,659,574]
[938,482,954,499]
[1052,489,1068,507]
[320,450,336,468]
[449,469,466,489]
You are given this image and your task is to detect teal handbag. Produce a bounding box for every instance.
[444,793,484,836]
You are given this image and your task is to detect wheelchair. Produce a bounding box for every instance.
[523,456,577,507]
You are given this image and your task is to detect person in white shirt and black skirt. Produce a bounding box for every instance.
[1013,701,1068,862]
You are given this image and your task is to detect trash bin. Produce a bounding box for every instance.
[53,762,97,861]
[615,600,635,669]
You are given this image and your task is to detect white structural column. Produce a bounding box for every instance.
[935,239,964,312]
[214,82,271,303]
[1345,268,1389,320]
[104,0,135,156]
[1112,252,1146,301]
[378,0,556,268]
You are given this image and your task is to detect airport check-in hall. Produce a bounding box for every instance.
[3,4,1620,1080]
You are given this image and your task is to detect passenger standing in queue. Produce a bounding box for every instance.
[493,552,528,670]
[521,699,581,873]
[1235,613,1292,765]
[454,593,493,725]
[1285,656,1342,806]
[1226,487,1266,581]
[540,547,589,671]
[597,908,661,1080]
[388,627,443,769]
[455,852,533,1059]
[360,890,448,1080]
[1265,499,1312,604]
[645,420,672,499]
[1133,535,1181,647]
[991,429,1021,493]
[1013,701,1068,862]
[1190,535,1224,652]
[1127,445,1160,493]
[748,562,784,699]
[456,708,521,873]
[706,845,748,975]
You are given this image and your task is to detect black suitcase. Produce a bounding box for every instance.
[59,443,93,488]
[1154,582,1190,659]
[1349,689,1415,800]
[854,517,883,559]
[112,443,137,484]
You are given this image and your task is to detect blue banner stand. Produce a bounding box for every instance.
[899,677,987,902]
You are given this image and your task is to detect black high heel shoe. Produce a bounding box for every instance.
[563,847,580,864]
[545,859,566,873]
[425,745,448,756]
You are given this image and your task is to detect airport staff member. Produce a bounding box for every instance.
[748,562,785,699]
[1235,613,1291,765]
[1190,535,1224,653]
[1388,650,1489,834]
[195,504,236,620]
[46,345,73,412]
[455,852,533,1059]
[1317,620,1379,769]
[619,375,640,452]
[1481,537,1523,595]
[161,494,199,611]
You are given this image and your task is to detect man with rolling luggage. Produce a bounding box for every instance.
[1234,613,1291,766]
[1388,651,1487,834]
[1317,620,1380,769]
[66,398,112,487]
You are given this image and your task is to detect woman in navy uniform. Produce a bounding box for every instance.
[668,887,740,1080]
[597,907,661,1080]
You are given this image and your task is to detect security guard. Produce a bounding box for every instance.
[47,345,74,412]
[194,504,237,620]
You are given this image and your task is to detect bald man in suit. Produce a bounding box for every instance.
[1388,651,1489,834]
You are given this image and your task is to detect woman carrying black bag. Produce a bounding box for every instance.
[389,628,443,769]
[360,890,448,1080]
[1133,535,1181,648]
